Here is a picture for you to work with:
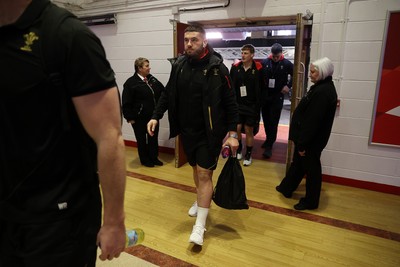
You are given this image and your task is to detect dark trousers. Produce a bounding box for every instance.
[278,146,322,208]
[132,119,159,164]
[261,94,284,148]
[0,206,101,267]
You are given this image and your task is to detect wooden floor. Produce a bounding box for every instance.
[98,146,400,267]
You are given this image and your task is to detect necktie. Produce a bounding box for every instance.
[143,77,148,83]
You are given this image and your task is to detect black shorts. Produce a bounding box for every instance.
[238,113,258,127]
[0,206,101,267]
[185,143,219,170]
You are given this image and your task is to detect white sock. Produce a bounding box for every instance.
[195,207,209,228]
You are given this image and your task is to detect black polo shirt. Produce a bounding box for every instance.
[231,61,259,106]
[0,0,116,222]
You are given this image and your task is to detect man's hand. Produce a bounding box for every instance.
[281,85,290,94]
[147,119,158,136]
[222,135,239,157]
[97,222,126,261]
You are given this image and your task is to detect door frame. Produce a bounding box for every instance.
[172,15,312,171]
[172,21,189,168]
[286,14,313,172]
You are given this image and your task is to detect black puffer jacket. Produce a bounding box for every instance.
[261,55,293,100]
[122,73,164,122]
[289,76,338,152]
[152,46,238,149]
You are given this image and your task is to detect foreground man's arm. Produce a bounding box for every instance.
[73,87,126,261]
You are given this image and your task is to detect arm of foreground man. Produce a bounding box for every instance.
[72,87,126,261]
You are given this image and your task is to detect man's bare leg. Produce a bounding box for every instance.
[189,165,213,245]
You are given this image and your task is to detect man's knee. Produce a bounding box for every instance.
[196,165,213,181]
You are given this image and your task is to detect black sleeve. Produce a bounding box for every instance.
[60,18,116,97]
[229,64,236,82]
[256,69,264,108]
[221,64,239,132]
[152,67,173,120]
[229,64,238,96]
[121,78,139,121]
[287,60,294,89]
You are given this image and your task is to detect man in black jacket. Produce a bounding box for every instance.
[122,57,165,167]
[261,43,293,158]
[147,25,238,246]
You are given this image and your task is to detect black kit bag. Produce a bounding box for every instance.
[213,156,249,210]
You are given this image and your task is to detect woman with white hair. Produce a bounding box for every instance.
[275,57,338,210]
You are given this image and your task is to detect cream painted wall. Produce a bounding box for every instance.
[69,0,400,187]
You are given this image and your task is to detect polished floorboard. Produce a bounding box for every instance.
[97,146,400,267]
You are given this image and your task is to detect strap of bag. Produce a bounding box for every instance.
[40,4,77,131]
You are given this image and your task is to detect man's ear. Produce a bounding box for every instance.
[203,40,208,48]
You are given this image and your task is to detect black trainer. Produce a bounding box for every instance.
[261,140,268,148]
[275,186,292,198]
[263,147,272,158]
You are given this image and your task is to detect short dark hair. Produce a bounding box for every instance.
[241,44,255,54]
[271,43,283,54]
[184,24,206,35]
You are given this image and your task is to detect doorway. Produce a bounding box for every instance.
[205,24,296,164]
[172,15,312,172]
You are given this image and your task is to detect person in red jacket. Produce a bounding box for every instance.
[230,44,263,166]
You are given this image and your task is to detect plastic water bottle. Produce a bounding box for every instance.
[126,228,145,247]
[221,145,231,158]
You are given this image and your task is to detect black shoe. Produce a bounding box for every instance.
[261,141,268,148]
[152,159,163,166]
[142,162,154,167]
[263,148,272,158]
[294,199,318,211]
[275,186,292,198]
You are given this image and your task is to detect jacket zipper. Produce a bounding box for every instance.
[208,106,213,130]
[145,80,156,105]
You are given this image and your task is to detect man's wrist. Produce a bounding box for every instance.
[229,133,238,139]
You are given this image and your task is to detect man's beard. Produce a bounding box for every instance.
[185,47,204,59]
